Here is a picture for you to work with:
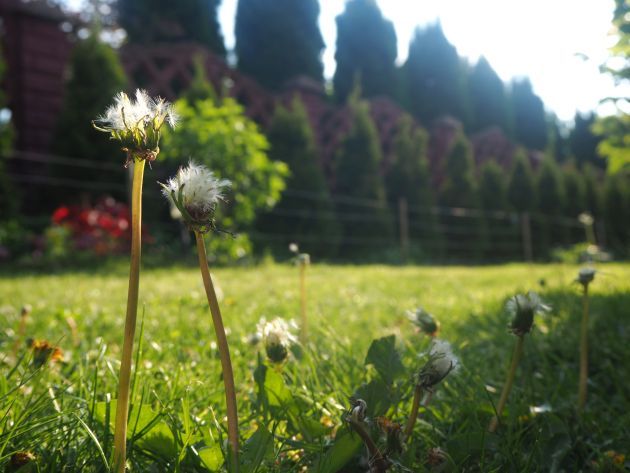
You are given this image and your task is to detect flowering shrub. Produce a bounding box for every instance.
[49,197,141,255]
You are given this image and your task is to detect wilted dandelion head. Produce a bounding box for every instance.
[407,307,439,336]
[347,398,367,423]
[506,292,550,336]
[161,162,230,233]
[417,339,459,389]
[8,451,36,472]
[256,317,298,363]
[30,339,63,368]
[93,89,178,164]
[576,267,596,288]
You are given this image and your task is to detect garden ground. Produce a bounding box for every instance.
[1,263,629,471]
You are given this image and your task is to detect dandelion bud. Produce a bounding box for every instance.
[256,317,298,364]
[21,304,32,318]
[7,451,36,472]
[407,307,439,336]
[506,292,550,336]
[348,398,367,423]
[417,339,458,389]
[93,89,178,165]
[576,268,596,288]
[161,162,230,233]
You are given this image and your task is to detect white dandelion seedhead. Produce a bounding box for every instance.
[417,339,459,389]
[161,162,231,233]
[93,89,179,163]
[256,317,298,363]
[506,291,550,336]
[576,267,596,287]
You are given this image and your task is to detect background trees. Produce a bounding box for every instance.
[235,0,325,90]
[118,0,226,54]
[468,57,511,134]
[333,0,398,102]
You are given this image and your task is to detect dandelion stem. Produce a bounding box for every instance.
[113,159,145,473]
[299,263,307,343]
[578,284,589,412]
[404,385,423,438]
[346,417,390,472]
[489,334,525,432]
[194,231,240,472]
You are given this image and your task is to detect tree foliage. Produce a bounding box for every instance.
[404,23,469,128]
[161,95,288,259]
[507,151,536,213]
[569,112,603,169]
[0,44,15,219]
[118,0,226,55]
[333,0,397,102]
[468,57,510,134]
[438,133,478,208]
[479,161,509,212]
[561,161,586,219]
[510,78,547,150]
[52,34,126,197]
[257,98,339,256]
[334,98,393,256]
[235,0,324,90]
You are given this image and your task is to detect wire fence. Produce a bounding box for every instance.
[3,150,595,263]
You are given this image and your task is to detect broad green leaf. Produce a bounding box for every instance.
[353,379,393,418]
[312,430,362,473]
[364,335,404,385]
[199,444,224,471]
[241,425,274,473]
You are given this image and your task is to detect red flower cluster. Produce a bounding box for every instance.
[51,197,134,255]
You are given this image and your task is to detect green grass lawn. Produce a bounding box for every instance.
[1,263,629,471]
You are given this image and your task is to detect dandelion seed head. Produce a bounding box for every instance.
[506,291,550,336]
[417,339,459,389]
[256,317,298,363]
[162,162,230,231]
[576,267,596,287]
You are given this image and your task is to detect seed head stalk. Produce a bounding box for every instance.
[194,231,239,471]
[489,334,525,432]
[299,263,307,343]
[113,159,145,472]
[404,386,434,439]
[578,284,589,411]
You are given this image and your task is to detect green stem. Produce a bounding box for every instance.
[489,335,525,432]
[113,159,145,472]
[404,385,423,438]
[195,231,240,472]
[299,264,307,343]
[346,417,390,472]
[578,285,589,411]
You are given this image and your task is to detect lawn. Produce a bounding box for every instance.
[1,262,629,472]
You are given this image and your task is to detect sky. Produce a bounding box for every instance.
[217,0,623,122]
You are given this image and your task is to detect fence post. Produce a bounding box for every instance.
[521,212,533,262]
[398,197,410,263]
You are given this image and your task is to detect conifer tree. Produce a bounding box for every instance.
[0,45,15,219]
[386,115,439,257]
[479,161,509,212]
[507,151,537,213]
[569,112,604,169]
[439,133,485,259]
[404,23,470,127]
[118,0,225,55]
[562,162,586,219]
[583,164,602,217]
[258,98,339,256]
[439,133,479,208]
[510,78,548,150]
[235,0,324,90]
[469,57,510,134]
[333,0,397,102]
[535,157,566,253]
[335,97,393,257]
[603,172,630,253]
[52,33,126,198]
